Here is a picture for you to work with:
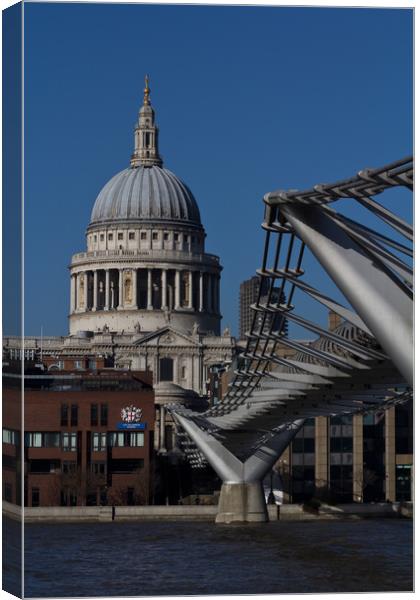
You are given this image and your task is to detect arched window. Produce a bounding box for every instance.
[160,357,173,382]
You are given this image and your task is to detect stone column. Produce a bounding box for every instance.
[206,273,212,312]
[353,414,364,503]
[132,268,137,308]
[315,416,328,497]
[188,271,193,309]
[75,274,79,312]
[175,270,181,309]
[92,271,98,311]
[70,274,76,314]
[199,272,204,312]
[160,405,166,453]
[83,271,88,311]
[202,362,207,396]
[161,269,168,309]
[117,270,123,309]
[212,274,218,313]
[385,407,396,502]
[154,407,160,451]
[105,270,110,310]
[147,269,153,310]
[76,273,81,311]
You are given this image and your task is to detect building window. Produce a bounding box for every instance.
[45,433,61,447]
[109,458,144,473]
[329,415,353,465]
[108,233,113,241]
[62,461,77,474]
[108,432,125,447]
[396,465,412,501]
[329,415,354,501]
[181,366,186,379]
[118,232,123,240]
[108,432,144,447]
[25,432,60,448]
[174,233,179,241]
[100,234,104,241]
[4,483,12,502]
[3,455,16,470]
[152,232,158,240]
[93,235,97,242]
[129,232,135,240]
[290,419,316,502]
[2,429,17,445]
[26,433,41,448]
[62,432,77,452]
[140,232,147,240]
[90,404,98,426]
[57,360,65,370]
[88,360,97,370]
[128,432,144,447]
[91,462,106,475]
[330,465,353,497]
[159,357,173,382]
[29,459,60,474]
[100,404,108,426]
[61,404,68,426]
[61,490,77,507]
[164,232,169,240]
[31,488,40,507]
[74,360,83,370]
[92,432,107,452]
[71,405,78,427]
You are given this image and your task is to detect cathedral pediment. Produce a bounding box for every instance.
[133,326,202,348]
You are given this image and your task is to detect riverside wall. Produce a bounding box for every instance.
[2,501,412,523]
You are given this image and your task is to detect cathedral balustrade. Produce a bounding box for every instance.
[71,249,220,266]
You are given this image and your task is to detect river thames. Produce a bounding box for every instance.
[4,517,413,597]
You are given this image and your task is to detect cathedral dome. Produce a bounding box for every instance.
[70,77,222,341]
[89,75,202,230]
[89,165,202,227]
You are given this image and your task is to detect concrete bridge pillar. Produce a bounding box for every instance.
[216,481,268,524]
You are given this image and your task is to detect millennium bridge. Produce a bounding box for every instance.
[170,157,413,523]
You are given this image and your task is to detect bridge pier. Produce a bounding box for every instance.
[172,412,303,523]
[216,481,268,524]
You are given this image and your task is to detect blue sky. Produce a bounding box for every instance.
[21,3,412,337]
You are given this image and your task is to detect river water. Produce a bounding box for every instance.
[4,517,413,597]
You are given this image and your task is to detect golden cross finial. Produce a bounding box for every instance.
[143,74,150,105]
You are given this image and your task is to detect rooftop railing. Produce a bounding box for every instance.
[71,248,220,266]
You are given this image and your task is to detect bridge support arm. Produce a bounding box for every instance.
[172,413,303,523]
[282,204,413,385]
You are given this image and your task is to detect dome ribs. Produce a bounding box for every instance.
[131,165,142,219]
[149,166,163,219]
[111,169,130,219]
[88,166,202,228]
[124,168,137,219]
[160,168,179,220]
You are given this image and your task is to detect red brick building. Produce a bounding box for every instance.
[3,366,155,507]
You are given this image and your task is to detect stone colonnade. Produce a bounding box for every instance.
[70,267,220,314]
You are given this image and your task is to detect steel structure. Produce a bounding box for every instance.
[169,157,413,523]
